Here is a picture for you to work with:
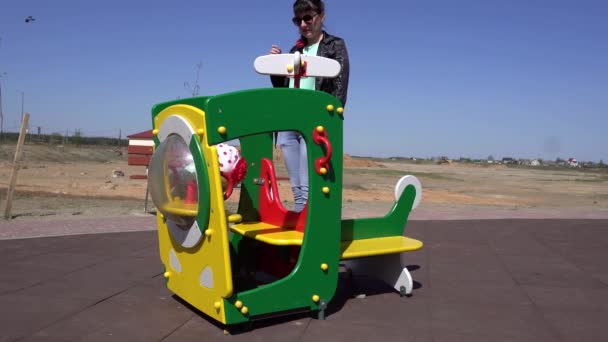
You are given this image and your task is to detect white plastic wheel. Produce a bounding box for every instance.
[394,175,422,210]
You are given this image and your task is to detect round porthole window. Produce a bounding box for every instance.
[149,134,198,228]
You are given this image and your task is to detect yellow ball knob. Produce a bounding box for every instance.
[214,301,221,309]
[218,126,227,134]
[241,306,249,315]
[228,214,242,223]
[197,128,204,135]
[316,126,325,133]
[287,64,294,73]
[321,263,328,271]
[152,129,159,135]
[320,167,328,175]
[163,271,171,279]
[322,187,330,194]
[205,229,214,237]
[337,107,344,115]
[312,295,320,303]
[326,105,334,112]
[235,300,243,309]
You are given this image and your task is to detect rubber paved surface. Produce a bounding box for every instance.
[1,219,607,341]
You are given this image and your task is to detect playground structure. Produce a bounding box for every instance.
[147,52,424,327]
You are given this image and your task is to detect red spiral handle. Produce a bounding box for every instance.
[313,128,332,175]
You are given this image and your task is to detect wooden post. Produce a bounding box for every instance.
[144,181,150,213]
[3,113,29,220]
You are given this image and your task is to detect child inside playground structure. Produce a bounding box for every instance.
[217,144,247,199]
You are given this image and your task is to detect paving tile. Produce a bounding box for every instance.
[0,293,91,342]
[0,234,94,255]
[65,232,157,258]
[595,273,608,286]
[523,285,608,312]
[26,284,193,341]
[474,219,523,235]
[430,301,560,341]
[500,254,606,289]
[424,221,488,243]
[486,230,559,258]
[0,262,65,294]
[559,247,608,276]
[0,250,119,295]
[404,224,426,243]
[10,250,111,275]
[19,256,163,301]
[407,220,435,236]
[104,277,193,320]
[430,281,532,306]
[427,240,500,265]
[301,319,432,342]
[541,309,608,342]
[326,289,431,331]
[429,260,516,287]
[432,330,553,342]
[127,243,161,259]
[158,315,230,341]
[161,313,312,342]
[530,220,608,249]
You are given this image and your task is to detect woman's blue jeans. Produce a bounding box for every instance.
[278,131,308,212]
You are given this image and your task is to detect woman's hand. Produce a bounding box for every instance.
[269,44,282,55]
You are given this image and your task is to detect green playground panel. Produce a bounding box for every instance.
[153,88,345,324]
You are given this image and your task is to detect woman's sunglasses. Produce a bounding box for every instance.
[292,14,317,26]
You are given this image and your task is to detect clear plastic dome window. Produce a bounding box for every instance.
[149,133,198,228]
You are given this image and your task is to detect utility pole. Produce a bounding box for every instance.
[184,61,203,97]
[0,36,4,137]
[0,79,3,138]
[0,72,6,139]
[4,113,30,220]
[20,91,24,123]
[15,90,26,138]
[118,129,121,146]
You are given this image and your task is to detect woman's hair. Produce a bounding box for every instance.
[293,0,325,14]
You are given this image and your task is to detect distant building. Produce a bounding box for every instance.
[530,159,540,166]
[567,158,579,167]
[502,157,516,164]
[127,130,154,167]
[519,158,531,165]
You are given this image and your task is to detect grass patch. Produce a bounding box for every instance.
[534,175,608,183]
[508,164,608,174]
[574,176,608,183]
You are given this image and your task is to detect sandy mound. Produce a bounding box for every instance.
[343,154,381,168]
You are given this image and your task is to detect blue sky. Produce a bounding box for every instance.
[1,0,606,161]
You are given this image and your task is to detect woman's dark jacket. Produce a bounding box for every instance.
[270,31,350,106]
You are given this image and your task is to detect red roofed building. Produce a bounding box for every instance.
[127,130,154,167]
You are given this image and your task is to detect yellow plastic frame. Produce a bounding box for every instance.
[154,104,233,324]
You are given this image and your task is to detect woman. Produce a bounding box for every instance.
[268,0,350,212]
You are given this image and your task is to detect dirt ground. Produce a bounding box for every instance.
[1,144,608,221]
